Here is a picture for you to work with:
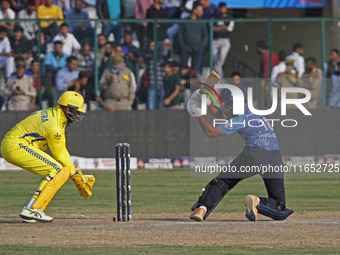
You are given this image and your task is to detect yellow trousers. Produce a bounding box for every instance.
[1,140,62,177]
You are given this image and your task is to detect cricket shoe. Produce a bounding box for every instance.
[19,207,53,223]
[189,208,206,221]
[245,195,259,221]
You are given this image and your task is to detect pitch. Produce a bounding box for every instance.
[0,169,339,254]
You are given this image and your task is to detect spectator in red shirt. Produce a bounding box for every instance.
[256,40,279,107]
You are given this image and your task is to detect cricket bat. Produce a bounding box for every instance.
[202,70,221,89]
[198,70,222,107]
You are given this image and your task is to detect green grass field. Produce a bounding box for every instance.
[0,169,339,254]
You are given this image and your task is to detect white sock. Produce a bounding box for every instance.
[199,206,207,213]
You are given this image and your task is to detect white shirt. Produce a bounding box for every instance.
[271,62,286,86]
[0,36,11,66]
[0,7,15,20]
[52,33,81,55]
[17,9,38,41]
[287,52,305,78]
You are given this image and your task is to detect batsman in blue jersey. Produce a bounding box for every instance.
[187,86,294,221]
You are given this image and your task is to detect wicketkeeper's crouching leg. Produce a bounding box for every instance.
[20,167,95,222]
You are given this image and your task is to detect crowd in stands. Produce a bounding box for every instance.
[0,0,338,111]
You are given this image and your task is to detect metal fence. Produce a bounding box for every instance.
[1,18,340,110]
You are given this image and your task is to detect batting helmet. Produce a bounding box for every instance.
[58,91,86,113]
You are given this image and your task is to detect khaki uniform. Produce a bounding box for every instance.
[99,66,135,110]
[5,74,36,110]
[276,72,302,109]
[302,68,322,109]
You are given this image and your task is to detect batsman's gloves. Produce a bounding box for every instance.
[187,89,212,118]
[71,168,95,199]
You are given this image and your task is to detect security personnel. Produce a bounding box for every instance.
[99,55,135,110]
[1,91,95,222]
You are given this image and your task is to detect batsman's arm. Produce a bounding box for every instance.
[198,115,225,137]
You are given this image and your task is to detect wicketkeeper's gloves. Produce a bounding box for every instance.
[71,168,95,199]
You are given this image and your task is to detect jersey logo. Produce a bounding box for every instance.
[54,133,61,139]
[41,110,48,123]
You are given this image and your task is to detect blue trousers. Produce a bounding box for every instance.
[206,146,286,208]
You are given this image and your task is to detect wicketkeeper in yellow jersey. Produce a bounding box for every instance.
[1,91,95,222]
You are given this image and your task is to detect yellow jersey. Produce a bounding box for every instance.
[37,5,64,28]
[3,106,75,175]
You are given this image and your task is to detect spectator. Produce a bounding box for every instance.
[122,31,144,75]
[37,0,64,43]
[10,0,25,13]
[163,0,181,45]
[180,62,198,106]
[72,71,114,112]
[276,59,302,108]
[0,27,14,83]
[287,43,305,78]
[230,71,243,86]
[53,0,71,15]
[0,0,15,31]
[74,41,95,84]
[99,42,116,78]
[146,0,171,46]
[221,71,243,106]
[301,57,322,109]
[200,0,218,19]
[4,64,36,110]
[10,25,29,61]
[97,33,107,66]
[271,51,287,87]
[171,59,180,77]
[55,55,79,97]
[99,55,135,110]
[96,0,124,43]
[28,58,41,109]
[144,41,165,109]
[212,2,234,77]
[65,0,94,47]
[115,43,134,72]
[31,0,44,11]
[178,2,208,74]
[134,0,153,55]
[256,40,279,107]
[329,64,340,108]
[27,31,47,60]
[164,0,182,18]
[43,40,69,107]
[256,40,279,79]
[160,38,173,62]
[52,23,81,55]
[74,41,94,73]
[197,0,218,74]
[17,0,38,41]
[163,61,181,109]
[325,49,340,108]
[10,56,33,77]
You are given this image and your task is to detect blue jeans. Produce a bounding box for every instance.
[148,87,164,110]
[102,23,123,44]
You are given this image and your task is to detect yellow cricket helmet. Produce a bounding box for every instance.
[58,91,86,113]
